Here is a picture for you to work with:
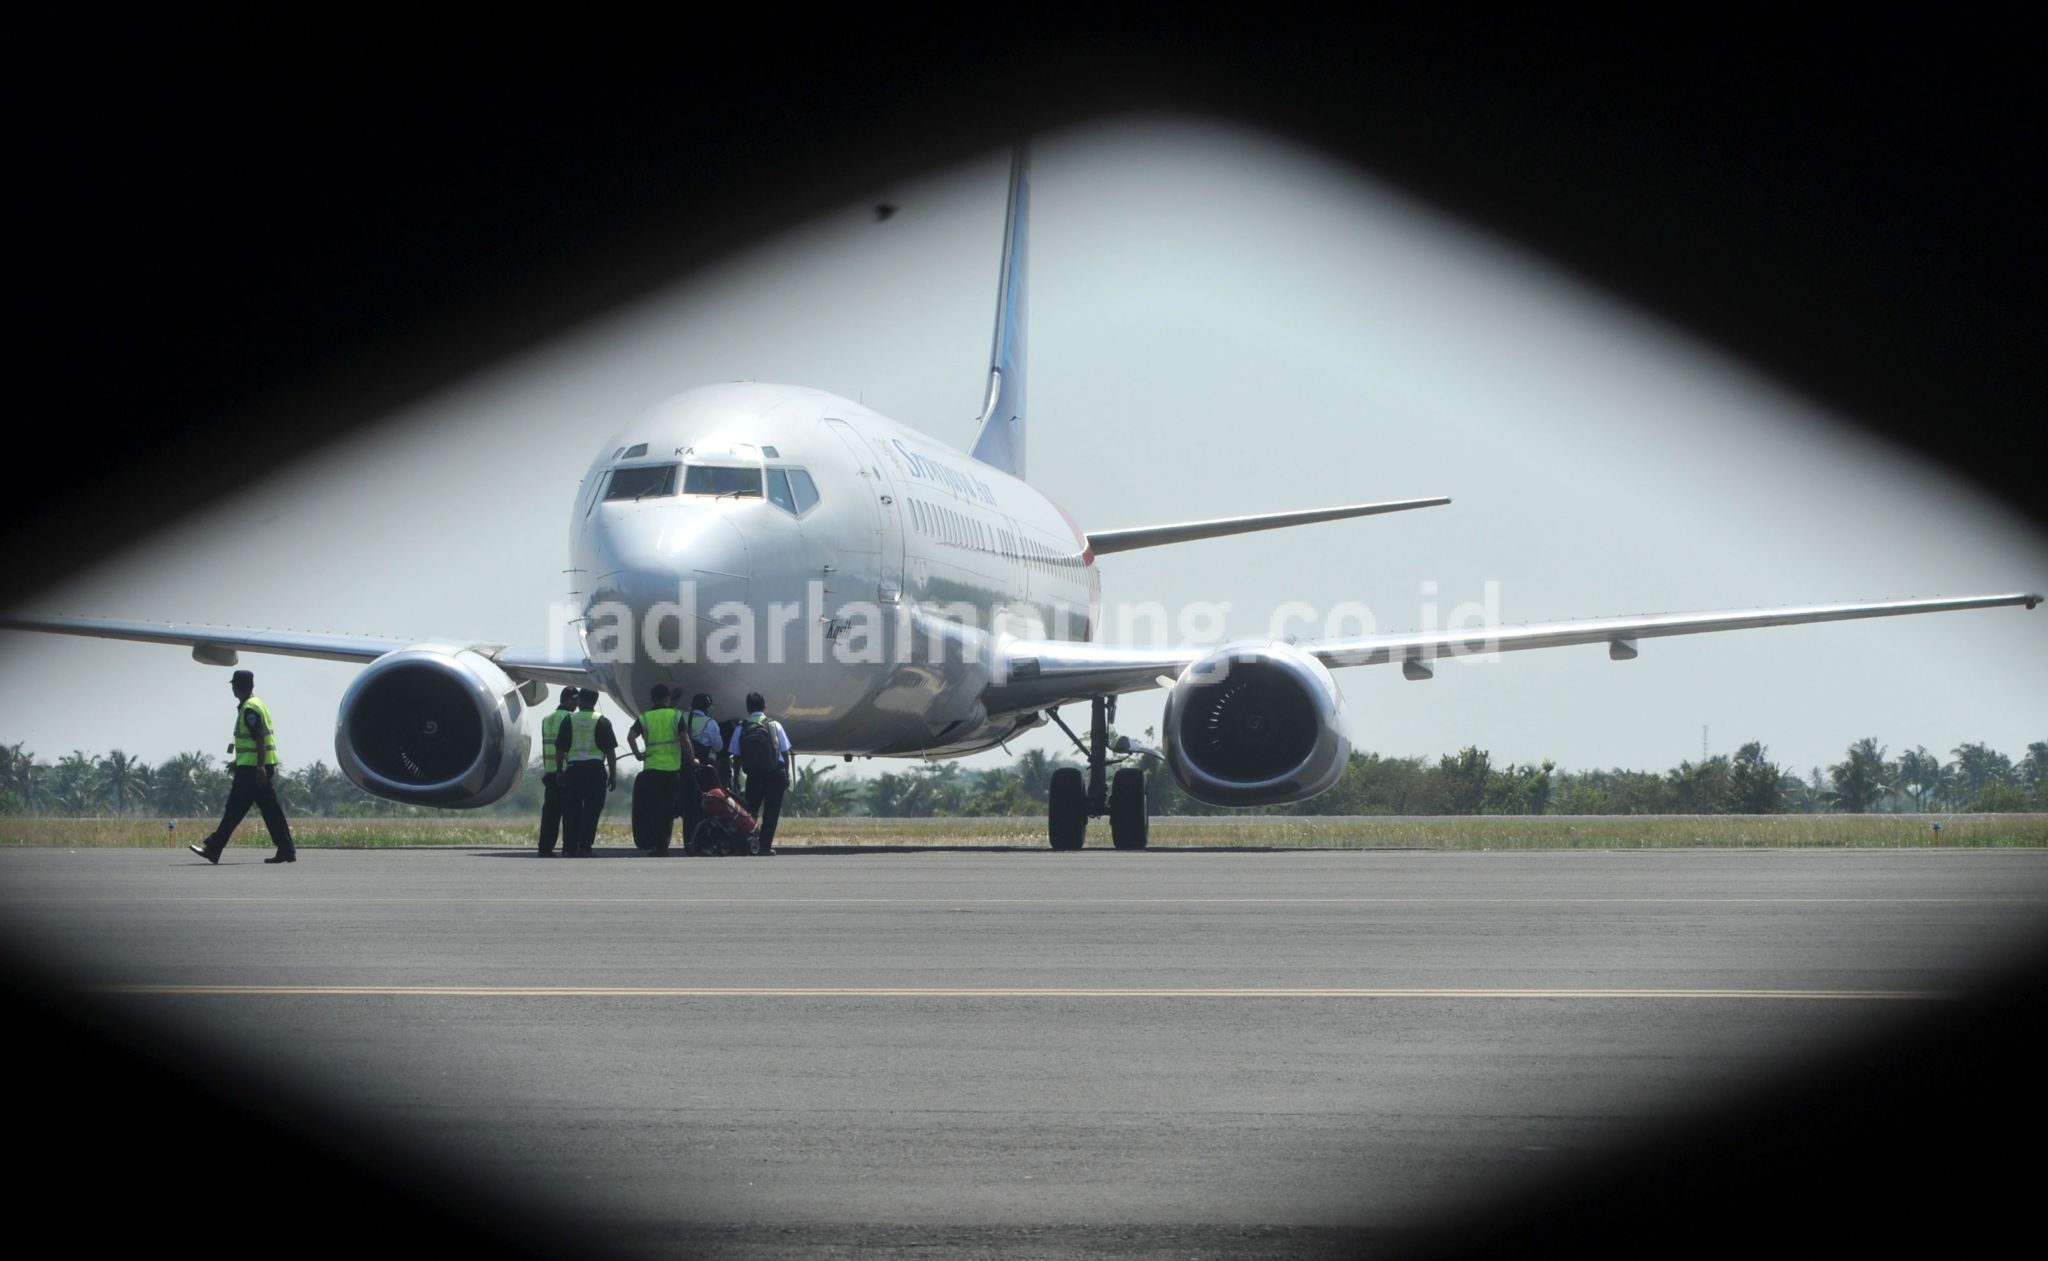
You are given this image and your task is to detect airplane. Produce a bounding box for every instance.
[3,145,2039,850]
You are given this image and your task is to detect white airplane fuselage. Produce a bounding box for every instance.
[572,381,1100,756]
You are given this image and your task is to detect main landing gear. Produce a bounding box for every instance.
[1046,695,1149,851]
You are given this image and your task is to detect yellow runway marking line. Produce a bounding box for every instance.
[93,985,1952,1000]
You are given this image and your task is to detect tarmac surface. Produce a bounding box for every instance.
[5,844,2047,1258]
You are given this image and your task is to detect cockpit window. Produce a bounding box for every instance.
[622,442,648,459]
[604,464,678,501]
[683,464,763,497]
[766,468,796,513]
[788,469,819,514]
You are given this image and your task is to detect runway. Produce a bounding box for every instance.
[5,845,2046,1257]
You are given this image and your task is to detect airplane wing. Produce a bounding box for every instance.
[988,591,2041,708]
[1304,592,2042,673]
[1086,496,1450,556]
[0,614,594,688]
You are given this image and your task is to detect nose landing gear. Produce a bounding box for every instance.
[1045,695,1150,850]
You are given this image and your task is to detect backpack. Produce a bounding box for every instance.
[739,720,780,781]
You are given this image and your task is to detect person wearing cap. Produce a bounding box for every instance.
[536,685,578,856]
[554,687,618,856]
[188,669,296,864]
[626,684,689,854]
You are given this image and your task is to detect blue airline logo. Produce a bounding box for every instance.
[892,439,999,506]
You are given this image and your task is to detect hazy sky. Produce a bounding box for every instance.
[4,116,2042,784]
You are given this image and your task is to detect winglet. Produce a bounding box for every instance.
[969,143,1029,480]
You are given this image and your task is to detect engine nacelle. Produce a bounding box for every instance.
[1161,641,1349,806]
[335,644,533,808]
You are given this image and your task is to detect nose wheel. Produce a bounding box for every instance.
[1045,696,1150,850]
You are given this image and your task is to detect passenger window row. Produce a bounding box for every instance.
[908,498,1079,571]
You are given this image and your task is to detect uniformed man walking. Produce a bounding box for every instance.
[555,688,617,856]
[537,686,577,856]
[626,685,688,854]
[727,691,791,854]
[188,669,296,864]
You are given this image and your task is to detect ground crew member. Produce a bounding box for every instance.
[727,691,791,854]
[537,686,577,856]
[555,688,617,856]
[682,692,723,841]
[627,685,688,854]
[188,669,296,864]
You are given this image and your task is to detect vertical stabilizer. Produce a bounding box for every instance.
[969,144,1029,479]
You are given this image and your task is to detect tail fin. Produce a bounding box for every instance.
[969,143,1029,479]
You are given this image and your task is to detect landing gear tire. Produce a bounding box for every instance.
[1048,767,1088,850]
[1109,768,1149,850]
[630,776,658,851]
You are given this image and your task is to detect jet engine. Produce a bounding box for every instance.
[1161,641,1349,806]
[335,645,533,808]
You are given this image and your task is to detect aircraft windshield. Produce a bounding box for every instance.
[683,464,763,497]
[603,464,678,501]
[788,469,820,513]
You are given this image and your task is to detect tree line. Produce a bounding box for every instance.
[4,736,2041,819]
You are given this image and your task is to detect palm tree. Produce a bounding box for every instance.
[915,764,971,816]
[50,751,101,815]
[294,762,350,816]
[0,743,33,796]
[1825,738,1888,813]
[1928,760,1962,812]
[1891,747,1942,811]
[862,772,912,817]
[1949,742,2014,803]
[275,762,350,816]
[0,744,46,813]
[1013,749,1072,802]
[783,763,858,817]
[94,750,154,816]
[2022,742,2048,787]
[151,752,214,817]
[2023,742,2048,808]
[1728,742,1786,814]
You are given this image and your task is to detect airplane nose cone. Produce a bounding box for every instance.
[599,507,750,602]
[590,505,750,661]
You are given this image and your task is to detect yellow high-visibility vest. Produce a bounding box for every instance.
[566,711,603,763]
[232,697,279,768]
[641,708,683,771]
[541,710,570,773]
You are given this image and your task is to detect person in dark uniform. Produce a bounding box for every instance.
[536,686,577,856]
[555,688,617,856]
[680,692,723,843]
[687,693,728,787]
[626,685,688,854]
[727,690,791,854]
[188,669,296,864]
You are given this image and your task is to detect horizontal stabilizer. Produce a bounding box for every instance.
[1086,496,1450,556]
